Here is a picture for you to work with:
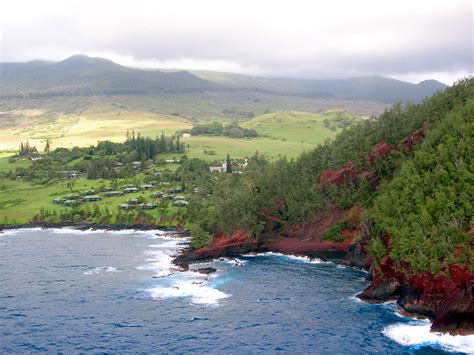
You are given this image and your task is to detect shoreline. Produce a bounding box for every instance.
[3,225,472,336]
[172,241,474,336]
[0,222,184,233]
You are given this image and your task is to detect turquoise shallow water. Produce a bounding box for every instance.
[1,228,472,353]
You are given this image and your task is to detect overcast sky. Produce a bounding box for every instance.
[0,0,472,84]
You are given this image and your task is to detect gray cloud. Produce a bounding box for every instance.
[1,0,472,84]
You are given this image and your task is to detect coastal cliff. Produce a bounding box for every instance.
[180,79,474,334]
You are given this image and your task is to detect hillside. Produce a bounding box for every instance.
[183,78,474,332]
[191,70,447,103]
[242,111,360,144]
[0,55,221,97]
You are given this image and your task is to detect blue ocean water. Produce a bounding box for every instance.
[1,228,473,354]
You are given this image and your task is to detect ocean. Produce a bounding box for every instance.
[1,228,473,353]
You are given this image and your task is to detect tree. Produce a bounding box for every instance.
[226,153,232,173]
[44,139,51,153]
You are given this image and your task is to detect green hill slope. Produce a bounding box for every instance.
[242,111,360,144]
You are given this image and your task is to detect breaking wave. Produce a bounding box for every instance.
[383,320,474,353]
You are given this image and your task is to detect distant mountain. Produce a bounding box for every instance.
[0,55,221,97]
[190,70,447,103]
[0,55,447,103]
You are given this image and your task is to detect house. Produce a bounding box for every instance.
[209,161,227,173]
[124,184,137,188]
[173,195,187,201]
[182,133,191,138]
[165,159,178,163]
[105,191,124,197]
[63,200,81,206]
[56,171,80,179]
[172,200,189,207]
[209,166,224,173]
[66,193,81,200]
[152,192,164,198]
[30,156,43,161]
[154,172,162,177]
[83,190,95,195]
[167,187,183,194]
[124,187,139,193]
[141,203,158,210]
[82,195,102,202]
[52,198,65,204]
[127,198,139,205]
[139,184,153,190]
[118,203,130,210]
[237,158,248,171]
[162,194,175,200]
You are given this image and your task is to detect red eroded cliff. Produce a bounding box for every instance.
[357,233,474,333]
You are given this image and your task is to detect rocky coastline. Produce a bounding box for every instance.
[4,221,472,335]
[174,227,474,335]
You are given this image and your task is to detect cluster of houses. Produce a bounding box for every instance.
[52,183,188,210]
[208,158,248,173]
[52,191,102,206]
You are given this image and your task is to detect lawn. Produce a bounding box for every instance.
[177,136,315,161]
[0,177,184,224]
[0,152,31,173]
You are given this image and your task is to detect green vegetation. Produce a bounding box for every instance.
[185,121,258,138]
[321,221,351,242]
[368,94,474,274]
[185,79,473,276]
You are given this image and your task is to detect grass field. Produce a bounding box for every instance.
[167,110,360,162]
[0,102,192,150]
[0,152,31,172]
[178,136,315,161]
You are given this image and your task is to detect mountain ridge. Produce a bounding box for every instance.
[1,55,447,102]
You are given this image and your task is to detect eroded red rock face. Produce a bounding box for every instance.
[195,230,251,256]
[403,128,425,152]
[318,162,357,187]
[368,142,397,164]
[268,206,364,254]
[358,170,380,188]
[358,234,474,333]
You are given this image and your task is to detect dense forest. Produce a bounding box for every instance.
[186,79,474,273]
[181,121,258,138]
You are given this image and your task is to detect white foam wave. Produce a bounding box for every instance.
[0,229,23,236]
[218,258,247,266]
[148,277,230,305]
[383,321,474,353]
[148,240,182,248]
[258,251,332,264]
[83,266,118,275]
